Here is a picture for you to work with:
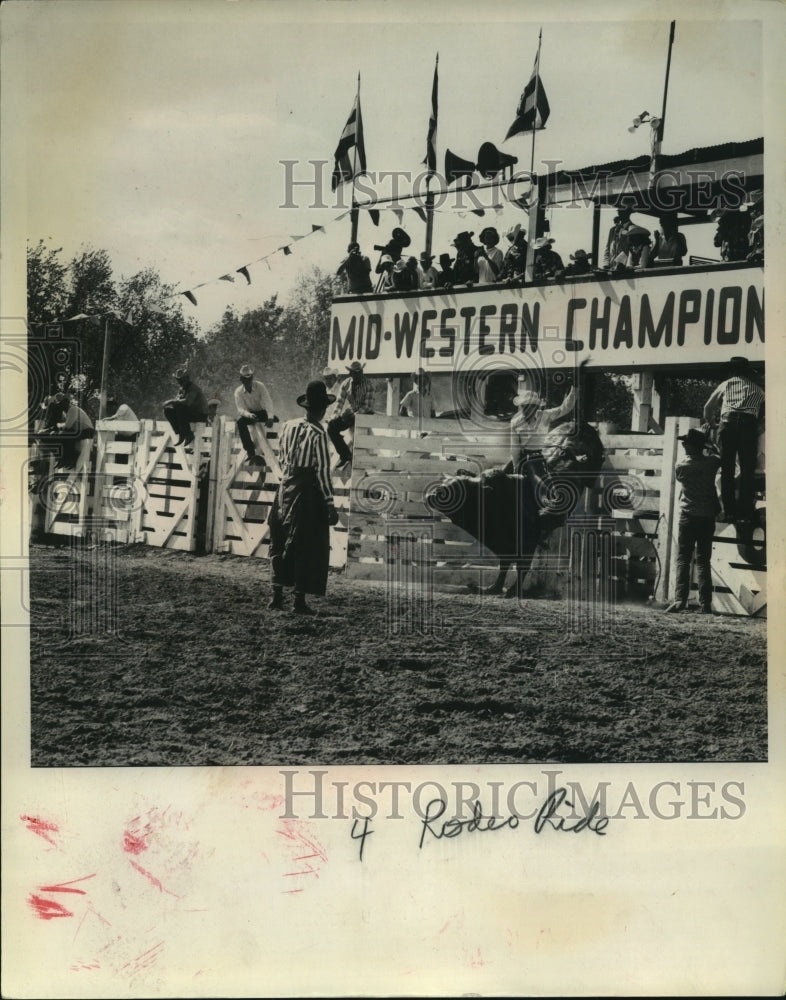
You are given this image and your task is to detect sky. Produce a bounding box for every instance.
[6,1,765,332]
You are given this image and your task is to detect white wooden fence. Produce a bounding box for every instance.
[29,414,766,616]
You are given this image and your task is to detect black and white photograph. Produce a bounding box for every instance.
[2,1,784,996]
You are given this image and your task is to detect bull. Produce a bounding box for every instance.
[424,420,605,598]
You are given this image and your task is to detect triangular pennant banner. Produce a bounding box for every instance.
[312,224,326,234]
[281,246,293,256]
[369,209,380,226]
[219,274,235,282]
[183,291,198,306]
[392,208,404,224]
[289,234,306,242]
[237,266,251,284]
[412,206,428,223]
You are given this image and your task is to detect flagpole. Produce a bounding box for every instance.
[651,20,676,182]
[350,71,360,243]
[525,27,543,282]
[425,54,438,257]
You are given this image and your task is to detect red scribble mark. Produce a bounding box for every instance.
[123,831,149,855]
[40,873,96,895]
[121,941,165,974]
[70,961,100,972]
[129,859,181,898]
[20,814,59,848]
[277,820,328,894]
[28,874,97,921]
[29,894,73,920]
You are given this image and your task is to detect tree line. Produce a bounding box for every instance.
[27,240,337,422]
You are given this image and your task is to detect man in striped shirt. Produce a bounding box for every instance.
[703,356,765,522]
[327,361,375,469]
[268,380,339,614]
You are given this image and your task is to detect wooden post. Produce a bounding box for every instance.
[204,417,223,555]
[632,370,655,432]
[386,377,400,417]
[654,416,679,602]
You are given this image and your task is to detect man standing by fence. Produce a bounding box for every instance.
[268,380,339,615]
[703,356,765,524]
[234,363,275,466]
[665,428,721,615]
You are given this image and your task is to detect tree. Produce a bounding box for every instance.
[26,240,69,326]
[27,242,202,418]
[274,267,340,418]
[192,297,284,415]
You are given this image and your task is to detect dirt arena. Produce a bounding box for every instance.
[29,543,767,767]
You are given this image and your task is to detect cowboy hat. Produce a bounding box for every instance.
[173,367,189,380]
[570,249,590,261]
[391,228,411,247]
[346,361,365,374]
[625,225,651,242]
[419,251,435,263]
[677,428,709,449]
[505,224,523,243]
[438,253,455,266]
[297,379,336,409]
[238,364,254,378]
[321,365,340,378]
[451,231,475,246]
[513,389,543,407]
[532,237,555,251]
[746,189,763,207]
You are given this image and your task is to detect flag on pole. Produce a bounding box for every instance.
[505,49,550,139]
[423,54,438,173]
[332,94,367,191]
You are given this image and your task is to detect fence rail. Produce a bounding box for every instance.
[29,413,766,616]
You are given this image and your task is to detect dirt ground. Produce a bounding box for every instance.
[29,543,767,766]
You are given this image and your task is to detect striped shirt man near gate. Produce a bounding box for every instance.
[703,356,765,523]
[268,380,338,615]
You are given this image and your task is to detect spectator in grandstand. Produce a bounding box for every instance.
[375,254,394,293]
[451,231,480,285]
[641,213,687,266]
[603,206,633,268]
[163,367,208,448]
[711,208,750,262]
[746,190,763,263]
[391,257,418,292]
[610,224,651,272]
[327,361,375,469]
[532,237,565,280]
[564,249,593,276]
[267,379,339,615]
[418,252,440,289]
[437,253,455,287]
[500,224,528,282]
[703,356,765,523]
[234,363,275,466]
[663,428,721,614]
[336,241,373,294]
[476,227,504,284]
